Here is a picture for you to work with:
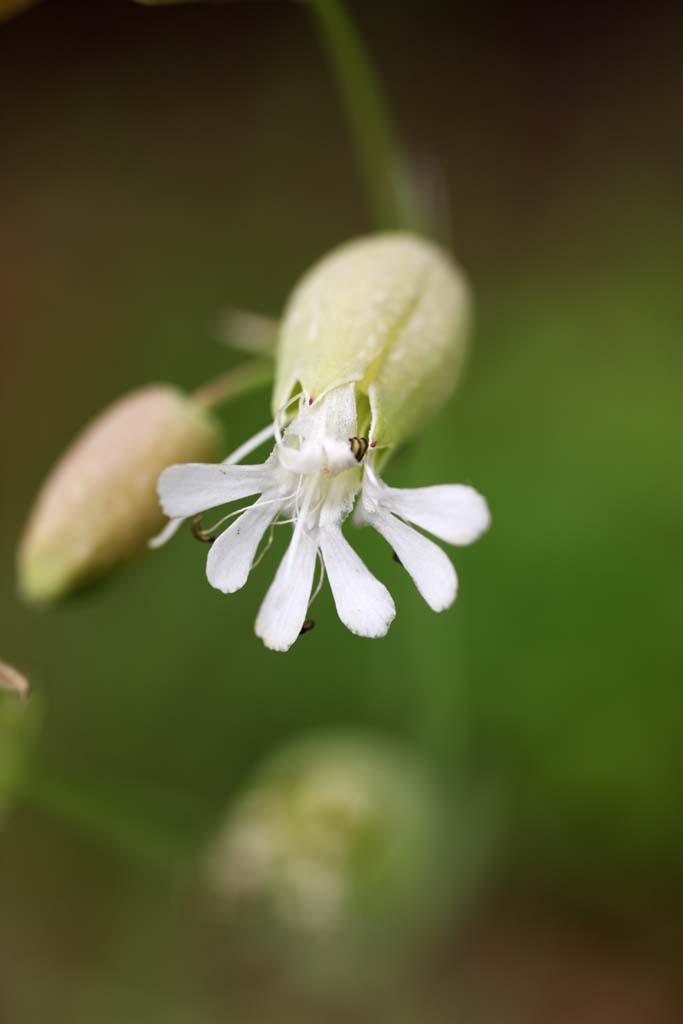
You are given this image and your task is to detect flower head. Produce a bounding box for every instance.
[157,233,490,651]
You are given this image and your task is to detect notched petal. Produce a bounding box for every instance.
[206,498,280,594]
[157,463,272,518]
[365,510,457,612]
[255,530,318,652]
[319,526,396,639]
[378,482,491,545]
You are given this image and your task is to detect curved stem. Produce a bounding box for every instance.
[308,0,427,234]
[19,770,202,874]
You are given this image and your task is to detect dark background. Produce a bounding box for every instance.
[1,1,683,1021]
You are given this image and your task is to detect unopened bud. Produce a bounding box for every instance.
[275,233,471,448]
[17,385,220,603]
[0,659,30,699]
[206,733,447,950]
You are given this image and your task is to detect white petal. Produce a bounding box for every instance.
[148,516,184,549]
[319,526,395,638]
[157,463,273,518]
[319,474,360,531]
[323,439,359,476]
[322,382,358,440]
[206,498,280,594]
[277,440,325,475]
[378,482,491,545]
[367,510,457,612]
[255,529,318,652]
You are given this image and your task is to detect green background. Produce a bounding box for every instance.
[1,1,682,1021]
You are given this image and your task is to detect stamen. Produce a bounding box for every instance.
[250,524,275,570]
[392,549,404,567]
[293,473,304,519]
[308,550,326,610]
[308,488,326,519]
[349,436,369,462]
[299,619,315,635]
[192,493,296,542]
[272,515,298,527]
[223,421,276,467]
[191,515,214,544]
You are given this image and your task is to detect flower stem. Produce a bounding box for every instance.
[20,770,203,874]
[308,0,427,234]
[215,308,279,356]
[193,358,273,412]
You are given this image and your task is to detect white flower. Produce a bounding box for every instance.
[156,381,489,652]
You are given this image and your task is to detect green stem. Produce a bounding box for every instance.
[20,770,204,874]
[308,0,426,234]
[193,358,273,411]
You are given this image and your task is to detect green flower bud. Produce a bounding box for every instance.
[274,233,471,448]
[17,385,221,603]
[205,733,448,958]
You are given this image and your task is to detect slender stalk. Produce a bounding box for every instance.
[308,0,426,234]
[215,308,279,357]
[193,358,273,411]
[20,770,202,874]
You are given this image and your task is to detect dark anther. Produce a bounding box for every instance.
[392,549,403,567]
[191,514,214,544]
[299,619,316,635]
[349,436,369,462]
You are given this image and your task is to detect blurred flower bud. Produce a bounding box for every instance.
[0,659,30,699]
[17,385,221,603]
[274,233,471,449]
[205,733,450,969]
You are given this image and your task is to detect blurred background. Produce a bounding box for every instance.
[1,1,683,1021]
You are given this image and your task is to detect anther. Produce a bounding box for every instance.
[349,436,369,462]
[191,514,214,544]
[392,549,403,567]
[299,619,316,635]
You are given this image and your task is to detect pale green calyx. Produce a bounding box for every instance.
[274,233,471,448]
[17,385,220,604]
